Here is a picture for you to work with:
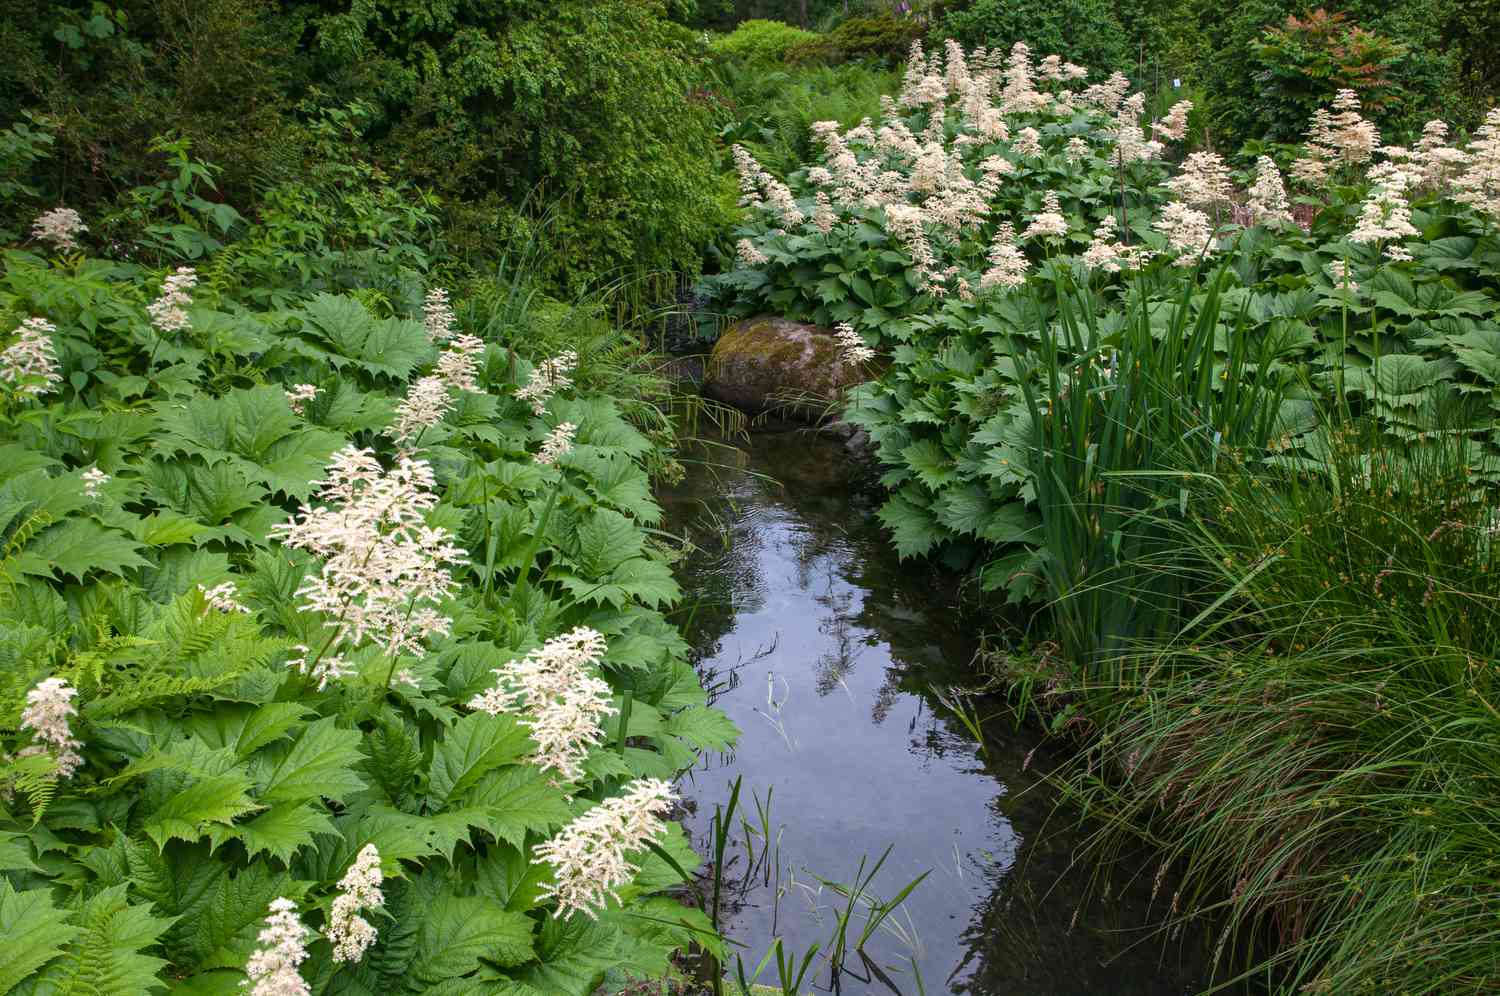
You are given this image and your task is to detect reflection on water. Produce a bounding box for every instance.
[660,430,1239,996]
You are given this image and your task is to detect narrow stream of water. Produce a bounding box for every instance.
[660,430,1231,996]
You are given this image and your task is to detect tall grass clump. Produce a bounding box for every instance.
[1040,402,1500,993]
[1017,268,1289,675]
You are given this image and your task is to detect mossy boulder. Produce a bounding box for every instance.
[703,315,871,420]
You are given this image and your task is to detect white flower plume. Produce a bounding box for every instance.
[534,778,677,919]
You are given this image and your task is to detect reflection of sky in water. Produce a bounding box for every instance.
[662,433,1239,996]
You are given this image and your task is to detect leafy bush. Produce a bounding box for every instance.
[785,14,925,65]
[702,38,1500,606]
[0,198,735,992]
[1193,1,1471,151]
[709,19,821,63]
[4,1,727,300]
[703,34,1500,990]
[710,60,901,174]
[939,0,1130,73]
[1250,9,1415,144]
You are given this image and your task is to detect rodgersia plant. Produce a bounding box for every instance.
[272,446,468,673]
[0,251,736,993]
[703,36,1500,607]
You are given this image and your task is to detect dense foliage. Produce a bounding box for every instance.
[702,36,1500,991]
[940,0,1132,72]
[2,1,727,295]
[706,39,1500,603]
[0,169,736,991]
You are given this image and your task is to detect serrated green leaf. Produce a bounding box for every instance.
[0,882,79,995]
[235,802,336,863]
[876,492,943,559]
[426,712,530,808]
[18,519,151,581]
[505,916,619,996]
[253,717,366,806]
[465,765,573,848]
[411,896,534,982]
[660,706,739,752]
[574,509,643,577]
[142,773,260,851]
[180,863,297,970]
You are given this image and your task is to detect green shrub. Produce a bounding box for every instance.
[709,19,821,63]
[939,0,1130,73]
[785,14,923,66]
[1193,1,1470,152]
[3,1,728,302]
[1251,9,1422,144]
[710,60,900,174]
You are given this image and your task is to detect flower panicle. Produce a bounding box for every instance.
[535,421,578,466]
[271,446,467,667]
[2,317,62,397]
[148,267,198,335]
[19,677,84,778]
[534,778,677,919]
[328,844,384,963]
[515,350,577,416]
[32,207,87,251]
[833,322,875,366]
[244,898,311,996]
[468,626,617,784]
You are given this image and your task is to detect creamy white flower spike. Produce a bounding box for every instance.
[19,677,84,778]
[436,333,485,393]
[1022,192,1068,240]
[286,644,350,692]
[198,581,251,614]
[1081,214,1151,273]
[1,317,62,397]
[1013,127,1043,158]
[1412,119,1468,192]
[535,421,578,466]
[328,844,384,963]
[1154,202,1217,265]
[147,267,198,335]
[271,447,467,664]
[422,287,456,343]
[1247,157,1294,227]
[32,207,87,251]
[980,222,1029,291]
[884,203,943,292]
[833,323,875,366]
[285,383,320,415]
[731,144,804,227]
[387,375,453,448]
[1327,260,1359,294]
[1152,100,1193,142]
[515,350,577,416]
[1166,152,1234,212]
[736,238,769,267]
[469,626,618,784]
[1454,108,1500,222]
[244,898,311,996]
[1350,161,1420,248]
[81,466,110,499]
[534,778,677,919]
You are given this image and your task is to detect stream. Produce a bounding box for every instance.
[660,430,1237,996]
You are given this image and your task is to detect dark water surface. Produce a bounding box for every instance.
[659,431,1233,996]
